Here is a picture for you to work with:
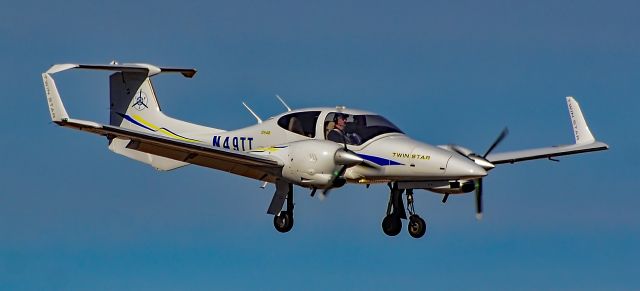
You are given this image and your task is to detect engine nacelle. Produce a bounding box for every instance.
[428,180,476,194]
[270,140,346,188]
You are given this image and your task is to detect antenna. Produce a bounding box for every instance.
[275,94,292,112]
[242,101,262,124]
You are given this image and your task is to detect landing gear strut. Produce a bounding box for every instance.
[381,183,427,238]
[272,183,294,233]
[381,182,406,236]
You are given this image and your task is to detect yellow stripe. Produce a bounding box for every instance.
[132,114,200,143]
[132,114,160,131]
[255,147,281,153]
[158,128,198,142]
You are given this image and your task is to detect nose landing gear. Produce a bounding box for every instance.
[406,189,427,238]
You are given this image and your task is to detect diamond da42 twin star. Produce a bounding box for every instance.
[42,63,608,238]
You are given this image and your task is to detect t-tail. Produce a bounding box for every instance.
[42,63,224,170]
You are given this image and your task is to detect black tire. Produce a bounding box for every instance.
[408,214,426,238]
[381,215,402,236]
[273,211,294,233]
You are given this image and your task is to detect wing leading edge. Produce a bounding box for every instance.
[486,97,608,164]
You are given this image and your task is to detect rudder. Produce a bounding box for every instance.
[110,72,162,127]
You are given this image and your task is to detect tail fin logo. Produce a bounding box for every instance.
[132,91,149,111]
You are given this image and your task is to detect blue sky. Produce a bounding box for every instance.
[1,0,638,290]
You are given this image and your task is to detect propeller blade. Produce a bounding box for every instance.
[321,165,348,197]
[320,147,365,198]
[475,178,483,220]
[483,127,509,158]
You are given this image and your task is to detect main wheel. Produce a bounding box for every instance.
[407,214,426,238]
[381,214,402,236]
[273,211,294,233]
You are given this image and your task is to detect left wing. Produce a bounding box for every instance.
[486,97,608,164]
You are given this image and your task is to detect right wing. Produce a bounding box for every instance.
[486,97,609,164]
[43,67,283,182]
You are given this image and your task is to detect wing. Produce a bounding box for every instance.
[486,141,608,164]
[486,97,609,164]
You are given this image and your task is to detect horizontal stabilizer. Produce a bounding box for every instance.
[45,63,196,78]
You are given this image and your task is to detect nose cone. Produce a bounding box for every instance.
[334,149,364,167]
[445,155,487,178]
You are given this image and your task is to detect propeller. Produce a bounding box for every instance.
[483,127,509,159]
[473,127,508,219]
[475,178,483,219]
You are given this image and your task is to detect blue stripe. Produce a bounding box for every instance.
[357,153,403,166]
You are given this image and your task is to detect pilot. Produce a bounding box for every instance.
[327,113,352,144]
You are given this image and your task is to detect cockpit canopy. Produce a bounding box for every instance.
[276,110,403,146]
[277,111,321,137]
[324,112,403,145]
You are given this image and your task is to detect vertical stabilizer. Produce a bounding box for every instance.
[110,72,162,127]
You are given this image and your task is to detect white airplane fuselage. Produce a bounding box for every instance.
[176,107,487,189]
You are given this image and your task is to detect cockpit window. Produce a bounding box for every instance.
[277,111,321,137]
[324,113,403,145]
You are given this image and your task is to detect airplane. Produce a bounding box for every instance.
[42,62,609,238]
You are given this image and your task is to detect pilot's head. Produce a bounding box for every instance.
[334,113,349,121]
[334,113,349,129]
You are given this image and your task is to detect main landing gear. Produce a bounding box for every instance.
[268,181,295,233]
[382,183,427,238]
[273,189,294,233]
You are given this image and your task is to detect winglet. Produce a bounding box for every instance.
[566,96,595,144]
[42,73,69,122]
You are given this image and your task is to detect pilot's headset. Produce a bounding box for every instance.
[334,113,349,122]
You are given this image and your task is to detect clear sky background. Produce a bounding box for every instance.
[1,0,638,290]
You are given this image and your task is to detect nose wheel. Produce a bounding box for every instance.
[407,214,426,238]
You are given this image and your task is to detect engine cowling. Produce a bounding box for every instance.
[269,140,360,188]
[428,180,476,194]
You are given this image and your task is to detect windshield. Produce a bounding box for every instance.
[324,113,403,145]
